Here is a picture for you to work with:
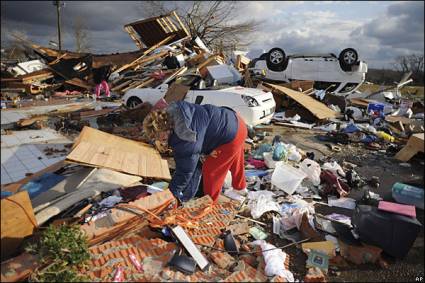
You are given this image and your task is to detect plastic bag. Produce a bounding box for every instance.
[322,161,346,177]
[248,191,280,219]
[223,170,232,189]
[253,143,273,160]
[300,159,321,186]
[286,144,302,162]
[280,200,314,231]
[272,162,307,195]
[263,152,278,169]
[272,142,287,161]
[252,240,294,282]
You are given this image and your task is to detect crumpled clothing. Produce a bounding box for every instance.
[322,161,346,177]
[320,170,350,198]
[252,240,294,282]
[246,157,267,169]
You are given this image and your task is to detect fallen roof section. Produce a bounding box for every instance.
[265,83,339,120]
[124,11,190,49]
[66,126,171,179]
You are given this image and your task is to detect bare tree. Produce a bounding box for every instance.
[73,16,91,53]
[393,54,424,85]
[140,1,261,53]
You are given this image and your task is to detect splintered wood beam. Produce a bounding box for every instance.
[115,35,174,73]
[124,26,145,49]
[165,16,178,32]
[171,10,190,37]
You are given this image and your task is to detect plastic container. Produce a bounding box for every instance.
[392,182,424,209]
[271,162,307,195]
[377,131,395,142]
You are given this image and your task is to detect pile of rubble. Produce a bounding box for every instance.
[1,10,424,283]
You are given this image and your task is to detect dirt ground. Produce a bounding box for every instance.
[268,125,424,282]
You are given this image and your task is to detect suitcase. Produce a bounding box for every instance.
[352,205,422,258]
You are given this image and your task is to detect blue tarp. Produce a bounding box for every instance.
[20,173,65,199]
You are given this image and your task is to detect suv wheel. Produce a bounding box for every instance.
[266,48,286,71]
[339,48,358,69]
[127,97,142,108]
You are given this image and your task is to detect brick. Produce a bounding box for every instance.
[210,252,235,269]
[240,254,257,267]
[304,267,327,282]
[80,237,177,281]
[222,261,266,282]
[270,275,287,282]
[339,241,382,265]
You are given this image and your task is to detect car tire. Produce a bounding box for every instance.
[266,48,286,72]
[339,48,358,69]
[127,97,142,108]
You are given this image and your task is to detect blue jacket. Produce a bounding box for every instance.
[166,101,238,201]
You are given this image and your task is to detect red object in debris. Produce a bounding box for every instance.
[153,98,169,110]
[129,253,143,272]
[246,157,267,169]
[150,70,166,80]
[378,201,416,218]
[320,170,349,197]
[113,266,125,282]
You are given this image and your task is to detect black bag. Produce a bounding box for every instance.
[352,205,422,258]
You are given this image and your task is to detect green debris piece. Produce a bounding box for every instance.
[249,226,268,240]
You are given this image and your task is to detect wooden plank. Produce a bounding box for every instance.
[265,83,339,120]
[111,79,132,91]
[66,127,171,179]
[64,78,92,89]
[349,98,370,108]
[160,17,173,33]
[124,26,144,49]
[48,52,69,65]
[156,18,167,33]
[171,10,190,37]
[121,78,155,93]
[165,16,178,32]
[115,35,174,73]
[1,191,37,261]
[395,133,424,162]
[163,83,190,103]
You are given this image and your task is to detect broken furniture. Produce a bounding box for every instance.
[395,133,424,162]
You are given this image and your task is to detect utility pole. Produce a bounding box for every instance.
[53,1,64,51]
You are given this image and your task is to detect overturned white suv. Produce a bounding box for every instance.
[249,47,368,95]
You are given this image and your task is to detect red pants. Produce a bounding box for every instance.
[95,80,110,98]
[202,115,247,202]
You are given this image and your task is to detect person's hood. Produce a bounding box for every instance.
[167,102,197,142]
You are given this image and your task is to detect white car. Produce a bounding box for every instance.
[249,47,368,95]
[122,74,276,126]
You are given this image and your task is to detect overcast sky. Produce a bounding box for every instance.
[1,1,424,68]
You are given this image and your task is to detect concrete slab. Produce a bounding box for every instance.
[1,128,72,185]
